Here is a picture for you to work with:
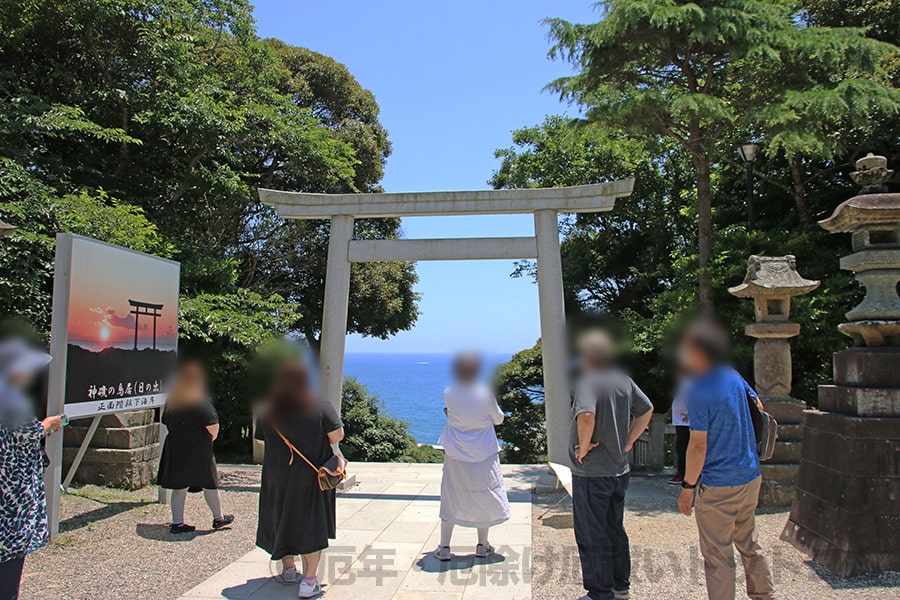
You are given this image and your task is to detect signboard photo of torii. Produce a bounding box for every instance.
[50,234,181,418]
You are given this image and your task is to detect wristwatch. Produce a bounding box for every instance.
[681,480,698,490]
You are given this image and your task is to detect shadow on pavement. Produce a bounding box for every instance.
[415,551,505,572]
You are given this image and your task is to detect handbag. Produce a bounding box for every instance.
[744,384,778,462]
[271,422,348,491]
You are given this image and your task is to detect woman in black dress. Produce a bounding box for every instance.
[255,360,344,599]
[158,360,234,533]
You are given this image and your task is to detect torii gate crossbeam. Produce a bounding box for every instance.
[259,180,635,465]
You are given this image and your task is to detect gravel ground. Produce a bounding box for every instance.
[20,467,899,599]
[21,465,263,600]
[532,474,900,599]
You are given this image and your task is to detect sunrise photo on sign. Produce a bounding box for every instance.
[59,235,180,417]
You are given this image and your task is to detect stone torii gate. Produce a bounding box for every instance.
[259,180,634,464]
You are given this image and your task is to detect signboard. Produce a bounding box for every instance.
[48,234,180,418]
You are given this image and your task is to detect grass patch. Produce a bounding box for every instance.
[50,534,75,548]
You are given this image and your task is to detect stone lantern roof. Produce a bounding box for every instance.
[728,255,820,299]
[819,194,900,235]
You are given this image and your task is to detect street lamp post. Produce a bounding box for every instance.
[738,143,760,232]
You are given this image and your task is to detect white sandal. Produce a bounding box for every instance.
[475,543,494,558]
[433,545,452,561]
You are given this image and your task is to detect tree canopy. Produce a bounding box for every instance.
[545,0,899,310]
[0,0,419,450]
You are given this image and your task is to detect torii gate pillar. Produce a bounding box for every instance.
[534,209,570,464]
[319,215,354,421]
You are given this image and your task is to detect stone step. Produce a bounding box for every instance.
[799,412,900,477]
[797,462,900,512]
[818,385,900,417]
[803,409,900,440]
[761,463,799,482]
[63,422,159,450]
[770,441,802,464]
[833,348,900,388]
[761,397,806,425]
[63,460,156,490]
[788,489,900,554]
[97,409,156,428]
[759,479,795,508]
[778,424,804,442]
[62,443,159,465]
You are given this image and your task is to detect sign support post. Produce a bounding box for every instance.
[45,235,74,538]
[61,415,102,491]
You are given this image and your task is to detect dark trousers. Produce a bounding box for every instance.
[0,557,25,600]
[675,426,691,478]
[572,473,631,600]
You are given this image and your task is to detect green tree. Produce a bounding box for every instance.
[0,159,172,336]
[493,342,547,463]
[492,116,693,319]
[800,0,900,45]
[545,0,897,310]
[340,377,441,463]
[0,0,421,449]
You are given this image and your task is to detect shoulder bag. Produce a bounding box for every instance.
[271,423,348,491]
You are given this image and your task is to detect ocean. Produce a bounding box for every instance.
[343,353,512,444]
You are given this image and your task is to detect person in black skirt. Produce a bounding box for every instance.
[255,360,344,599]
[158,360,234,533]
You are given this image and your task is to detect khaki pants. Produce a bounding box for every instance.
[694,476,774,600]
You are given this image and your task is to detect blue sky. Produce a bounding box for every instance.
[252,1,601,353]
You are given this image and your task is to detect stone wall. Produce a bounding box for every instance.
[62,409,159,490]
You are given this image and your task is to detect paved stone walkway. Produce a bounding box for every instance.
[179,463,542,600]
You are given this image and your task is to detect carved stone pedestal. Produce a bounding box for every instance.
[782,348,900,575]
[63,410,159,490]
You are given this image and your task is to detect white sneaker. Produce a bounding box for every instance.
[277,567,299,585]
[475,543,494,558]
[298,579,321,598]
[433,545,451,561]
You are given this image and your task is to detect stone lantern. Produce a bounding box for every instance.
[729,255,819,506]
[782,153,900,576]
[729,255,819,397]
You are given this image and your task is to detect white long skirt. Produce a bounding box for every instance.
[439,454,511,528]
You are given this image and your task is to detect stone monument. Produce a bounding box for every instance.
[781,153,900,576]
[729,255,819,506]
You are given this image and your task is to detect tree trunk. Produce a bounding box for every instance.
[693,155,715,313]
[789,156,812,225]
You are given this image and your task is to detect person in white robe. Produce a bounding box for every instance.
[434,353,510,561]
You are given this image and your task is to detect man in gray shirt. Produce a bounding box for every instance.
[569,330,654,600]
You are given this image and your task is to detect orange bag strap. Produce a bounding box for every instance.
[271,422,319,473]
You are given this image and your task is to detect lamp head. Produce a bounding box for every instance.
[738,143,760,163]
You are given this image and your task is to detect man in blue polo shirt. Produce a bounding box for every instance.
[676,320,774,600]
